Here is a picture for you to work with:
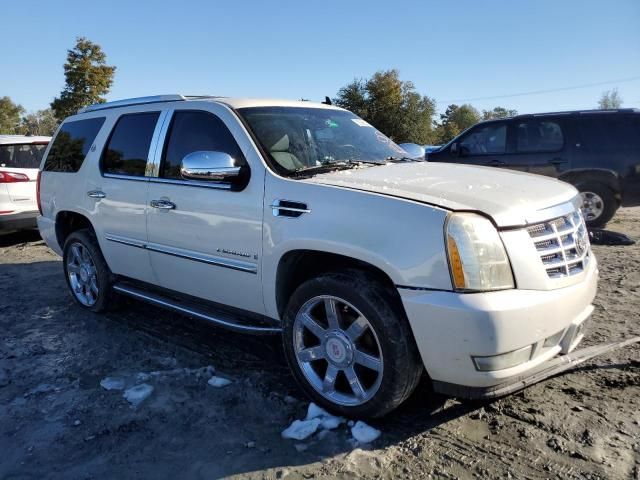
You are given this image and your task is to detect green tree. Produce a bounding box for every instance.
[435,104,481,144]
[0,96,25,134]
[334,69,436,144]
[51,37,116,120]
[482,106,518,120]
[598,88,622,109]
[20,108,59,136]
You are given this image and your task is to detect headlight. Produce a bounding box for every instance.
[445,213,514,292]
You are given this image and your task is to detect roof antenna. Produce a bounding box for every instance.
[322,96,332,105]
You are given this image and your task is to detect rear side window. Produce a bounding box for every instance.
[44,117,105,172]
[516,120,563,153]
[578,116,629,153]
[102,112,160,177]
[161,110,245,179]
[0,143,48,169]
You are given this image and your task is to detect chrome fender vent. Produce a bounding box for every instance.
[270,199,310,218]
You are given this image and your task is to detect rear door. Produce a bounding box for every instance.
[86,110,165,283]
[509,117,570,177]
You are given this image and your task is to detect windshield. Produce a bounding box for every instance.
[238,107,407,174]
[0,143,48,169]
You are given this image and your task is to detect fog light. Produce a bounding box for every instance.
[543,329,565,348]
[472,345,533,372]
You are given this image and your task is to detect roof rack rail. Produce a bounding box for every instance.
[78,94,216,113]
[514,107,639,118]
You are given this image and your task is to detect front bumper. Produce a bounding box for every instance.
[399,258,599,390]
[0,210,38,232]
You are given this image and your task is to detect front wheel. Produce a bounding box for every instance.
[282,271,423,418]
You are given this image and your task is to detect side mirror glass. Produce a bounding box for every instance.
[180,151,241,182]
[398,143,426,160]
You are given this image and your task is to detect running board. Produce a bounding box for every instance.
[433,336,640,400]
[112,283,282,335]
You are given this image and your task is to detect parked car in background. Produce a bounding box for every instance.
[398,143,425,160]
[38,95,598,418]
[0,135,51,232]
[424,145,441,153]
[427,109,640,227]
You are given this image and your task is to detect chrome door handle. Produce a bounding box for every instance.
[87,190,106,199]
[150,199,176,210]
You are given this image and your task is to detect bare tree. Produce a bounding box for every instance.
[598,88,623,109]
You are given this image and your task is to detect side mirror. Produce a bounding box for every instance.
[398,143,426,160]
[180,151,241,182]
[459,145,471,157]
[450,142,458,155]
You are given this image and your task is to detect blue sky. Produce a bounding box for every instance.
[2,0,639,116]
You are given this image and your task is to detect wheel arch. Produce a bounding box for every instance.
[55,210,96,249]
[274,249,402,321]
[558,168,621,196]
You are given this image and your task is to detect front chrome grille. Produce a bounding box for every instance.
[527,209,590,278]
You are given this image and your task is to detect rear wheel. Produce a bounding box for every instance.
[282,270,423,418]
[576,182,618,227]
[63,229,115,312]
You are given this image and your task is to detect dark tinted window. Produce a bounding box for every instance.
[516,120,563,153]
[578,115,629,153]
[102,112,159,176]
[43,117,105,172]
[460,123,507,155]
[0,143,48,168]
[161,111,245,179]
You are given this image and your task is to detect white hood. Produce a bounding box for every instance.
[305,162,579,227]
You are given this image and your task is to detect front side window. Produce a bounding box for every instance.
[102,112,160,177]
[516,120,563,153]
[161,110,245,180]
[44,117,105,172]
[460,123,507,155]
[0,143,48,169]
[237,107,406,175]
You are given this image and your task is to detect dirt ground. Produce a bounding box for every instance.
[1,209,639,480]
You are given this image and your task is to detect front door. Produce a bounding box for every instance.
[145,106,265,315]
[456,121,509,168]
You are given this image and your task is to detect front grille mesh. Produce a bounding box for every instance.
[526,209,590,278]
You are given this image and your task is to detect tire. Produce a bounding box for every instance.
[575,182,618,228]
[62,229,116,313]
[282,270,423,418]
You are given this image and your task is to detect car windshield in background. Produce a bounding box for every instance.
[238,107,406,175]
[0,143,48,168]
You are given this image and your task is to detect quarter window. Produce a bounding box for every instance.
[43,117,105,172]
[161,111,245,180]
[516,120,563,153]
[102,112,160,177]
[460,123,507,155]
[0,143,48,169]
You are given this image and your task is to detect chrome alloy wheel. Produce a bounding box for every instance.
[293,295,384,406]
[580,191,604,222]
[66,242,99,306]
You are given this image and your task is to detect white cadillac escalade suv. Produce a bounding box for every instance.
[37,95,599,418]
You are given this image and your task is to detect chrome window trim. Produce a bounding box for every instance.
[103,173,149,182]
[104,234,257,274]
[147,177,233,190]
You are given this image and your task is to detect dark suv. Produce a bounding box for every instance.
[427,109,640,227]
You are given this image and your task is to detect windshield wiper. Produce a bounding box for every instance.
[386,156,425,162]
[290,159,382,178]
